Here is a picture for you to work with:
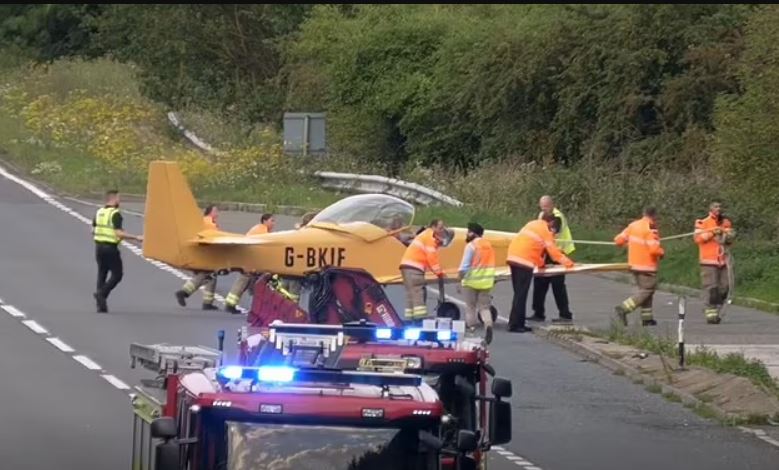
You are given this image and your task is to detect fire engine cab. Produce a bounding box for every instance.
[129,321,512,470]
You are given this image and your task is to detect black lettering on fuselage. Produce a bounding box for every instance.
[285,247,347,269]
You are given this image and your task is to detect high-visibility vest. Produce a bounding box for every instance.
[400,228,442,274]
[247,224,268,236]
[203,215,218,230]
[94,207,120,244]
[507,220,571,269]
[614,217,664,272]
[538,208,575,255]
[694,214,733,267]
[462,237,496,290]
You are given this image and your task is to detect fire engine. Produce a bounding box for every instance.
[129,321,512,470]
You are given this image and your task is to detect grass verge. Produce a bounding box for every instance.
[606,324,779,397]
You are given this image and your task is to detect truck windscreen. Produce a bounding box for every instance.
[226,422,424,470]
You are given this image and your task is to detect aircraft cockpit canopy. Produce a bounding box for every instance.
[310,194,415,232]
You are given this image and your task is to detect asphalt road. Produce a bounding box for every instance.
[0,169,778,470]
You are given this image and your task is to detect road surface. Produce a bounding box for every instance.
[0,167,777,470]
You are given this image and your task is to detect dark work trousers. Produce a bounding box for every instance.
[508,265,534,330]
[532,274,572,319]
[96,243,123,299]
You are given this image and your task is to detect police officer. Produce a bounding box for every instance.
[92,189,143,313]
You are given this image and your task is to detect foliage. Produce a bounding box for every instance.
[96,4,311,123]
[0,58,327,206]
[607,324,779,393]
[712,4,779,240]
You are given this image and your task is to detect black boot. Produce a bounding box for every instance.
[175,290,188,307]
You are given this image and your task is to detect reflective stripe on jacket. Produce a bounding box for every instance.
[507,220,571,269]
[94,207,120,244]
[614,217,664,272]
[400,228,442,274]
[538,208,575,255]
[694,214,733,267]
[461,237,496,290]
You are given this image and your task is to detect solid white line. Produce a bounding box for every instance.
[46,337,75,353]
[1,305,26,318]
[524,467,542,470]
[22,319,48,335]
[102,374,130,390]
[73,355,102,371]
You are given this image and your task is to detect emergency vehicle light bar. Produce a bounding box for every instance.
[269,322,458,344]
[217,365,422,387]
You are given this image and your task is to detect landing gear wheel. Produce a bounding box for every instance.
[436,302,461,321]
[478,305,499,325]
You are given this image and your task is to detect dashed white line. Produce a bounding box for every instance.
[21,319,48,335]
[739,426,779,449]
[2,304,26,318]
[46,337,75,353]
[490,446,542,469]
[72,355,102,371]
[102,374,131,390]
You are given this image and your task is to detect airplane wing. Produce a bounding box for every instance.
[190,230,275,245]
[376,263,630,285]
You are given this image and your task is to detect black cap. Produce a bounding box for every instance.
[467,222,484,237]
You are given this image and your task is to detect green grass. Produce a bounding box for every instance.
[606,324,779,396]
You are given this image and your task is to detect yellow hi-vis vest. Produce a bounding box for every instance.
[462,237,496,290]
[94,207,120,244]
[539,208,575,255]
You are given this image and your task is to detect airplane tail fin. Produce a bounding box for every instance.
[142,161,203,267]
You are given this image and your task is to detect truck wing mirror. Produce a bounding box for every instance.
[491,377,512,398]
[155,441,181,470]
[489,401,512,445]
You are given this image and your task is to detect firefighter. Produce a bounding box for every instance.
[694,201,735,324]
[92,189,143,313]
[506,214,575,333]
[399,219,447,322]
[175,205,220,310]
[614,207,665,326]
[458,223,496,344]
[224,213,276,314]
[530,195,575,324]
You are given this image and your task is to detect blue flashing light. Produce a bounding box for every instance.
[219,365,244,381]
[436,330,453,341]
[404,328,421,341]
[257,366,296,383]
[376,328,393,340]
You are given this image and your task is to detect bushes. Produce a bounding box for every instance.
[0,58,328,206]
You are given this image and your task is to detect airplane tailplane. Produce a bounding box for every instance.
[142,161,202,267]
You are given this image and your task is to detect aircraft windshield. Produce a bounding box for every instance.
[310,195,414,231]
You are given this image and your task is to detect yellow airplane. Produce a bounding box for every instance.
[142,161,626,283]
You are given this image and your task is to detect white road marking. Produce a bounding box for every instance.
[72,355,102,371]
[2,304,26,318]
[489,446,542,469]
[739,427,779,448]
[22,319,48,335]
[102,374,131,390]
[46,337,75,353]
